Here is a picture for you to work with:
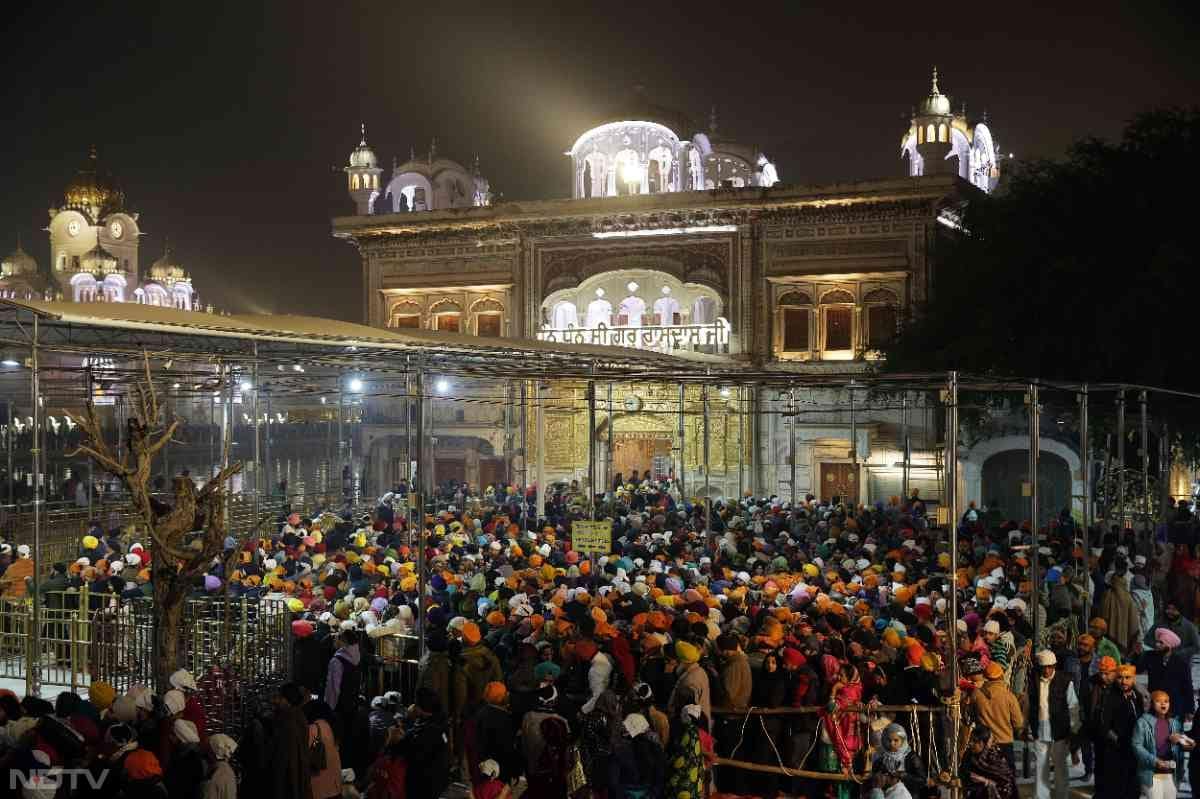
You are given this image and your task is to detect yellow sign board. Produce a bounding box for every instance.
[572,521,612,554]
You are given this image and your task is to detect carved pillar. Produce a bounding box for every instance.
[518,236,536,338]
[736,225,753,359]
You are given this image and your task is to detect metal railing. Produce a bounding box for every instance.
[0,589,293,736]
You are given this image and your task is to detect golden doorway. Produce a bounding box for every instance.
[613,435,672,483]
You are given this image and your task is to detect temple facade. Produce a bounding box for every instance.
[2,147,198,309]
[332,73,1039,513]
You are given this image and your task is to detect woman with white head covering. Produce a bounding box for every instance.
[204,734,238,799]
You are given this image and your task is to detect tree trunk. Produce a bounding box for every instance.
[153,568,186,692]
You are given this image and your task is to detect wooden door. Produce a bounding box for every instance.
[820,462,859,504]
[478,458,505,490]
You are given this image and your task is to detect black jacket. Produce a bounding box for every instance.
[402,716,450,799]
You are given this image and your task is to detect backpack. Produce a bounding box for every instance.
[334,652,362,715]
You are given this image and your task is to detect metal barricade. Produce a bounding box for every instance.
[361,633,421,702]
[0,591,293,737]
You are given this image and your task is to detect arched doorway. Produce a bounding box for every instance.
[981,449,1071,523]
[598,411,676,487]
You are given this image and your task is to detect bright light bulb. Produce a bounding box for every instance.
[349,378,364,392]
[620,159,643,185]
[0,358,19,367]
[436,379,450,394]
[719,388,731,398]
[240,381,252,392]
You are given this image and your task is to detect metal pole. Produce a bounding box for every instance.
[412,369,427,662]
[901,392,910,502]
[338,389,345,503]
[737,386,745,499]
[252,352,260,532]
[6,398,12,507]
[702,383,710,534]
[404,368,412,491]
[607,383,614,493]
[945,370,959,781]
[677,384,686,499]
[1117,389,1126,528]
[520,380,528,528]
[1139,390,1149,533]
[503,380,513,488]
[1080,385,1091,623]
[30,315,41,697]
[209,391,216,480]
[587,379,597,518]
[264,386,272,512]
[788,388,797,507]
[326,388,334,501]
[221,364,233,519]
[849,382,857,505]
[1029,383,1041,651]
[536,382,545,521]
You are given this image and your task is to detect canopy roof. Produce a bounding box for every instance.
[0,299,733,383]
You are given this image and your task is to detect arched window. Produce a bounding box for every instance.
[820,289,856,352]
[551,301,578,329]
[653,295,681,326]
[390,301,422,329]
[938,123,948,143]
[692,296,717,324]
[777,291,812,353]
[917,126,924,145]
[429,300,462,333]
[863,289,899,349]
[585,297,612,328]
[617,295,647,327]
[926,124,936,144]
[471,298,504,337]
[351,174,360,191]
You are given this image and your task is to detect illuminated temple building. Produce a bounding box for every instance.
[1,147,198,309]
[331,72,1070,514]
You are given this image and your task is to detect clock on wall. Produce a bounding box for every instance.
[109,220,123,239]
[623,395,643,413]
[67,220,81,237]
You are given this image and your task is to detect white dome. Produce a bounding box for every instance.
[1,243,37,276]
[349,124,377,169]
[919,67,951,116]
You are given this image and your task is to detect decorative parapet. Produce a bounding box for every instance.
[538,318,730,354]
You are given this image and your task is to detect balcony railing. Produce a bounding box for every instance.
[537,319,730,354]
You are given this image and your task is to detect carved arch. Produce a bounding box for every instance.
[820,289,855,304]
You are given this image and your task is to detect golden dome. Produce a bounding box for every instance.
[62,146,125,220]
[149,246,188,283]
[80,241,119,276]
[919,67,951,117]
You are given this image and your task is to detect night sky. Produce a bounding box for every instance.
[3,1,1197,321]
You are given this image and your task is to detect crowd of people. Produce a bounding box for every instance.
[1,479,1199,799]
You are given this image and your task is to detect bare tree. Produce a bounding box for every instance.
[66,356,241,689]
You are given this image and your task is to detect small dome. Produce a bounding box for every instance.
[80,240,119,275]
[919,67,951,116]
[1,242,38,277]
[63,146,125,219]
[149,246,187,282]
[349,124,377,169]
